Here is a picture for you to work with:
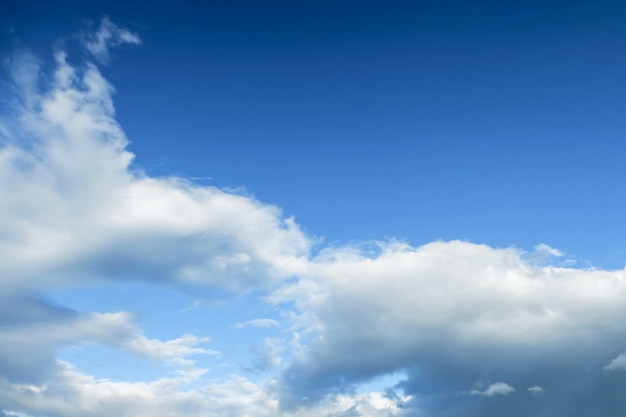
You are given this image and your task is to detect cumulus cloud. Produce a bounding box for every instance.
[272,240,626,414]
[0,48,310,296]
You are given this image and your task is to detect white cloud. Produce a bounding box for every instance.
[124,332,218,360]
[534,243,564,258]
[0,21,312,417]
[471,382,515,396]
[0,307,216,384]
[0,363,409,417]
[526,243,572,266]
[272,240,626,411]
[81,17,141,64]
[290,391,411,417]
[0,48,310,296]
[236,319,279,328]
[527,385,545,396]
[0,364,277,417]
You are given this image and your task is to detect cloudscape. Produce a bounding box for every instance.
[3,2,626,416]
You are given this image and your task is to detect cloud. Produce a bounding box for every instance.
[0,48,310,296]
[527,385,544,396]
[0,364,410,417]
[0,24,308,416]
[534,243,564,258]
[0,304,215,384]
[525,243,573,266]
[604,352,626,371]
[81,17,141,64]
[272,240,626,414]
[0,365,278,417]
[236,318,279,328]
[471,382,515,396]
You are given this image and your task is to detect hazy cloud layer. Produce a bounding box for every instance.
[3,18,626,417]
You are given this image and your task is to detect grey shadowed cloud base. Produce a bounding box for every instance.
[2,18,626,417]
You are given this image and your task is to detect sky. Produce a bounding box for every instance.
[1,1,626,416]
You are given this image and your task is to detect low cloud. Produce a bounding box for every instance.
[273,240,626,414]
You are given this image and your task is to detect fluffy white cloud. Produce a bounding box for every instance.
[273,240,626,413]
[0,48,309,296]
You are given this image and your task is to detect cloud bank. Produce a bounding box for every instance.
[2,18,626,417]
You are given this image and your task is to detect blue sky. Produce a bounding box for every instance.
[2,1,626,416]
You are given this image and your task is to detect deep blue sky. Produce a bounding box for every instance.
[4,0,626,266]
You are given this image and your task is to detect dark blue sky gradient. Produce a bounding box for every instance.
[3,0,626,266]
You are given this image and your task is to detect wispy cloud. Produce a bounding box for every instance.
[604,352,626,371]
[236,318,279,329]
[81,17,141,64]
[527,385,545,396]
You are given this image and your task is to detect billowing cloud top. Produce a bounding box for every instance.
[2,18,626,417]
